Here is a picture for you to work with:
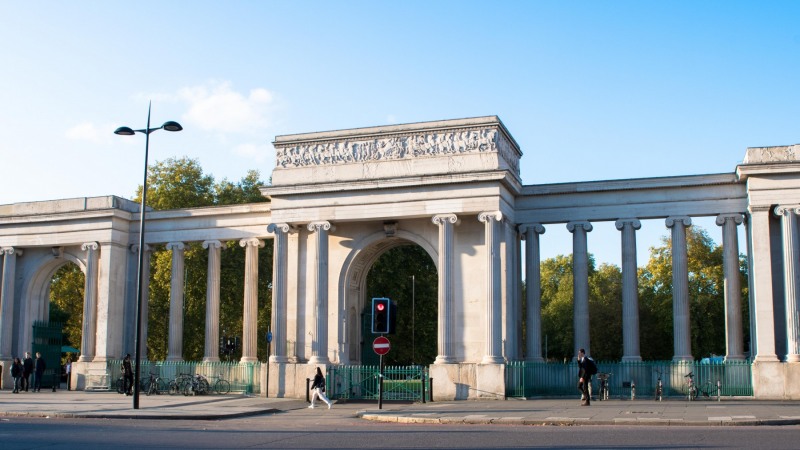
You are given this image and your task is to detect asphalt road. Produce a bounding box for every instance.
[2,412,800,449]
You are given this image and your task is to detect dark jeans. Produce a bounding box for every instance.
[124,375,134,393]
[34,372,44,391]
[13,376,21,392]
[21,373,30,391]
[578,376,592,404]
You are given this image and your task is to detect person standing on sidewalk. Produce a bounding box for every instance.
[22,352,33,392]
[10,357,23,393]
[309,367,333,409]
[33,352,46,392]
[577,348,596,406]
[65,356,72,391]
[121,354,134,396]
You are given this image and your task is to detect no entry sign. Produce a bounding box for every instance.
[373,336,391,355]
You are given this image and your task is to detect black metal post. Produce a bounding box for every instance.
[306,378,311,403]
[378,354,384,410]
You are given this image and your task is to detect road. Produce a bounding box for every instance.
[2,411,800,449]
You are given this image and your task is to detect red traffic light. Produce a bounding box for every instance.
[376,303,385,311]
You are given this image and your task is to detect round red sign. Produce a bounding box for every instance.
[373,336,391,355]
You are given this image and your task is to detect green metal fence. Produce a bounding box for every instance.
[328,365,430,402]
[106,360,259,394]
[506,360,753,399]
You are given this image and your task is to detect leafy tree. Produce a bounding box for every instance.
[540,254,578,361]
[48,263,85,349]
[589,263,623,361]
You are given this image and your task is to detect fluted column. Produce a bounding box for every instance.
[203,240,223,362]
[520,223,546,362]
[479,211,504,364]
[749,206,778,361]
[166,242,185,362]
[568,221,593,357]
[79,242,99,362]
[268,223,291,363]
[433,214,458,364]
[717,213,746,361]
[776,206,800,362]
[131,244,151,359]
[240,238,265,363]
[616,218,642,362]
[666,216,693,362]
[307,221,331,365]
[0,247,22,360]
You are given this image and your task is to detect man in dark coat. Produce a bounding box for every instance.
[33,352,46,392]
[22,352,34,392]
[577,348,596,406]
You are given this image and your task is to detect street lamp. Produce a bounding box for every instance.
[115,101,182,409]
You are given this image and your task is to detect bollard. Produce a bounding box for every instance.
[429,377,433,402]
[306,378,310,403]
[717,380,721,402]
[631,380,636,400]
[421,373,426,404]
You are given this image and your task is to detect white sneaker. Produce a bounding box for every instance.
[308,405,315,409]
[327,403,332,409]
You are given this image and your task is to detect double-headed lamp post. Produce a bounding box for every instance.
[115,102,182,409]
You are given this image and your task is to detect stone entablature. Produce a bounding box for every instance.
[743,144,800,164]
[270,116,521,187]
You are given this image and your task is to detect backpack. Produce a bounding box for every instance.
[585,357,598,376]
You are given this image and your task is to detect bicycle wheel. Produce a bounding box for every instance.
[215,379,230,394]
[198,378,210,395]
[168,380,179,395]
[116,378,125,394]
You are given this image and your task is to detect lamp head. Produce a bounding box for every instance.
[114,126,136,136]
[162,121,183,132]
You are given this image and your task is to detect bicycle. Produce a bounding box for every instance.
[145,372,167,396]
[654,369,663,401]
[169,373,193,395]
[596,373,610,401]
[684,372,719,401]
[183,374,210,396]
[206,374,231,394]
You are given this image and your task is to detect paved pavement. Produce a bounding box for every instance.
[1,389,799,426]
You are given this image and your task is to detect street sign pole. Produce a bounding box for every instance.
[379,353,384,410]
[372,335,391,410]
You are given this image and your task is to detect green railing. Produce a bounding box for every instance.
[506,360,753,399]
[106,360,259,394]
[328,365,430,402]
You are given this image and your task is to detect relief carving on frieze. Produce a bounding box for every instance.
[275,127,520,175]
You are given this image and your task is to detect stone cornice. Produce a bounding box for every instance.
[521,173,739,196]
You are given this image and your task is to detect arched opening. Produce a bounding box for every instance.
[48,262,85,358]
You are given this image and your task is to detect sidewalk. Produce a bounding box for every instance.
[1,390,799,426]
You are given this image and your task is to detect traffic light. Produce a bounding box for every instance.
[371,298,390,334]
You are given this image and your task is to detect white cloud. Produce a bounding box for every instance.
[178,81,276,134]
[233,142,272,163]
[65,122,104,143]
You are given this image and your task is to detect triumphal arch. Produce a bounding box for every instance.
[1,116,799,399]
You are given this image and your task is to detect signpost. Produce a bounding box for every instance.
[265,329,273,397]
[373,336,391,409]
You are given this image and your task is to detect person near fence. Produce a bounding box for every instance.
[122,354,134,396]
[11,357,23,393]
[65,356,72,391]
[577,348,596,406]
[309,367,333,409]
[33,352,46,392]
[22,352,33,392]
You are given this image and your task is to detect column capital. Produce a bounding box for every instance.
[307,221,333,233]
[665,216,692,228]
[774,205,800,216]
[432,213,459,226]
[518,223,545,236]
[566,220,593,233]
[130,243,151,254]
[239,237,265,248]
[1,247,22,256]
[615,218,642,230]
[715,213,744,226]
[202,240,222,249]
[81,242,99,252]
[478,211,503,223]
[165,241,185,251]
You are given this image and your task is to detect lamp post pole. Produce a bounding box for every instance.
[115,102,182,409]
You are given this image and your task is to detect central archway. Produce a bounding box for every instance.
[338,229,438,365]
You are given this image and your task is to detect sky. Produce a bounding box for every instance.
[1,1,798,266]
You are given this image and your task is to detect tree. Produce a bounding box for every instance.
[48,263,85,350]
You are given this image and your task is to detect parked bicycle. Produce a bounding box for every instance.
[206,374,232,394]
[183,374,211,396]
[145,372,167,396]
[169,373,194,395]
[684,371,720,401]
[596,373,610,401]
[654,369,663,401]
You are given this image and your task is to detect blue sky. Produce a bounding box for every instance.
[1,1,797,265]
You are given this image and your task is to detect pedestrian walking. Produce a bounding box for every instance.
[308,367,333,409]
[33,352,46,392]
[11,357,23,393]
[22,352,33,392]
[65,356,72,390]
[122,354,134,395]
[577,348,597,406]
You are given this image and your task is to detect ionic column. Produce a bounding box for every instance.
[131,244,151,360]
[79,242,99,362]
[0,247,22,360]
[749,206,778,361]
[666,216,693,362]
[567,221,593,357]
[616,218,642,362]
[166,242,185,362]
[203,240,223,362]
[520,223,545,362]
[433,214,458,364]
[479,211,504,364]
[268,224,291,363]
[240,238,264,363]
[717,213,746,361]
[307,221,332,365]
[776,206,800,362]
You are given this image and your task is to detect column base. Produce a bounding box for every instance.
[269,355,290,363]
[524,357,545,363]
[723,355,746,362]
[621,356,642,362]
[307,356,330,365]
[672,355,694,362]
[786,354,800,363]
[240,356,258,363]
[480,355,504,365]
[434,355,457,364]
[202,356,221,363]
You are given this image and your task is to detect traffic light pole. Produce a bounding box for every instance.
[379,353,384,410]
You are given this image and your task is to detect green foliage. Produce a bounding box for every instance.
[48,263,84,349]
[365,245,437,365]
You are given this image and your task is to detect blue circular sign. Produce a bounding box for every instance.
[266,331,273,343]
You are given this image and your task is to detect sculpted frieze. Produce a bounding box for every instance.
[275,127,520,175]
